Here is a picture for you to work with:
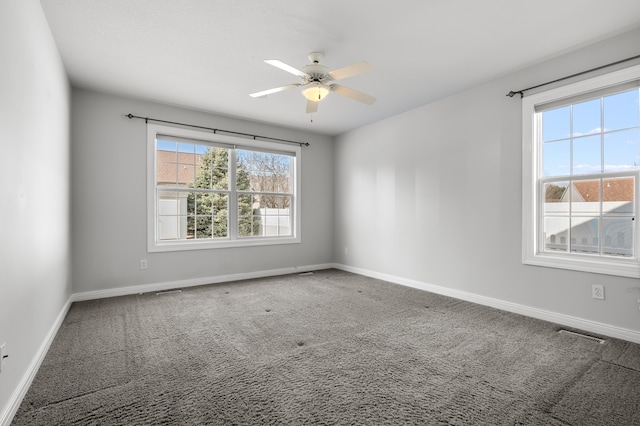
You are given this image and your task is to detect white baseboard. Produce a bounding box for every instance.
[0,297,73,426]
[72,263,335,302]
[333,263,640,344]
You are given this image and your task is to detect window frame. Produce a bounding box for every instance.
[147,123,301,252]
[522,64,640,278]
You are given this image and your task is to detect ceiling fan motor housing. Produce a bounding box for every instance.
[302,63,330,83]
[303,52,331,83]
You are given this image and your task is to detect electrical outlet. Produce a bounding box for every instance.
[0,342,6,373]
[140,259,148,270]
[592,284,605,300]
[344,247,349,255]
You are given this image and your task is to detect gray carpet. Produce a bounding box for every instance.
[12,269,640,425]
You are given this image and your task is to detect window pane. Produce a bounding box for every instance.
[238,215,251,237]
[603,177,635,215]
[570,217,599,254]
[603,217,634,257]
[238,194,255,237]
[158,191,179,215]
[572,98,601,137]
[256,195,292,236]
[603,128,640,173]
[238,193,256,214]
[157,163,178,185]
[570,179,600,211]
[572,135,601,175]
[236,149,293,193]
[212,167,228,190]
[543,140,570,177]
[263,214,290,237]
[178,143,194,152]
[238,214,260,237]
[214,207,228,238]
[543,106,570,142]
[186,216,195,239]
[195,216,213,239]
[544,182,568,215]
[157,140,177,153]
[212,193,228,238]
[193,147,229,190]
[604,89,639,132]
[158,216,179,241]
[194,165,212,189]
[544,217,569,252]
[177,164,196,185]
[236,151,251,191]
[195,193,210,215]
[186,192,195,216]
[195,145,209,155]
[177,142,195,160]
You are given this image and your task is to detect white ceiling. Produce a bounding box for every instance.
[40,0,640,136]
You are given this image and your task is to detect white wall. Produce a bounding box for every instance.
[0,0,71,423]
[71,89,334,294]
[334,28,640,337]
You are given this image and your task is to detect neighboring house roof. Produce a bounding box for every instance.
[560,178,634,203]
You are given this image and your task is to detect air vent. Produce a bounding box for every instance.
[558,329,605,344]
[298,272,314,276]
[156,289,182,296]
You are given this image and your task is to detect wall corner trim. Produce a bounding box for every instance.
[332,263,640,345]
[0,298,73,426]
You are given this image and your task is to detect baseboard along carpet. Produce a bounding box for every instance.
[12,269,640,425]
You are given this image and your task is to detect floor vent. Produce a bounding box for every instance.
[156,289,182,296]
[298,272,315,276]
[558,329,605,344]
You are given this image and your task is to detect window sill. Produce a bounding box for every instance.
[148,236,301,253]
[523,252,640,278]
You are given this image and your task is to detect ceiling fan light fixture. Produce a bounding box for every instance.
[302,82,330,102]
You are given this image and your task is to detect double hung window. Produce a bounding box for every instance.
[147,123,301,252]
[522,65,640,277]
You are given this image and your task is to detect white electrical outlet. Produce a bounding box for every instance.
[0,342,6,373]
[344,247,349,255]
[592,284,605,300]
[140,259,148,270]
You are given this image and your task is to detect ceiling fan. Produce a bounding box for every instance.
[249,52,376,113]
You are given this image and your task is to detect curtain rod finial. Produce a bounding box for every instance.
[506,91,524,98]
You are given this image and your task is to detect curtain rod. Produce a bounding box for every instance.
[126,114,310,147]
[506,53,640,99]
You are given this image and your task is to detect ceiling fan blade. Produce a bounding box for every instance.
[328,61,373,81]
[265,60,309,78]
[331,84,376,105]
[249,84,299,98]
[306,100,318,114]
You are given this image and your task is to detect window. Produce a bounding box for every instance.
[147,123,301,252]
[522,65,640,277]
